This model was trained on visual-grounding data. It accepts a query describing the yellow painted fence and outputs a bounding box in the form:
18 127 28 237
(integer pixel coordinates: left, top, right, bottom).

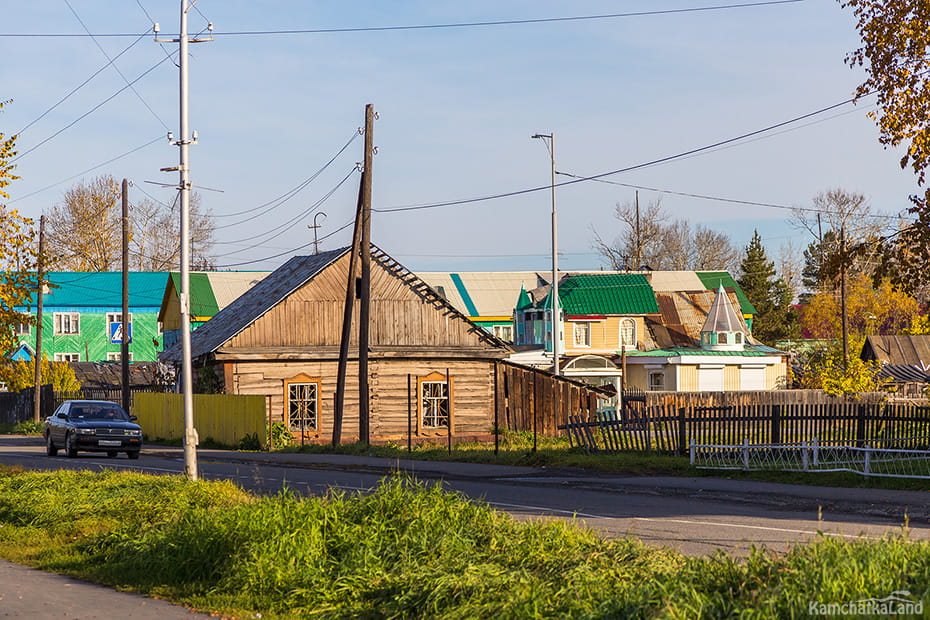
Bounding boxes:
134 393 268 448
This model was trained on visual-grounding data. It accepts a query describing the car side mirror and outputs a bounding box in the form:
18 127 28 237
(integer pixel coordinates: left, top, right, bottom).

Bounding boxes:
129 415 138 422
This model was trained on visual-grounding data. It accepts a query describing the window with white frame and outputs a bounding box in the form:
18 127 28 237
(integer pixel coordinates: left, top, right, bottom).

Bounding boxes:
648 371 665 391
619 318 636 348
106 352 134 362
492 324 513 342
15 320 30 335
53 353 80 362
106 312 132 340
420 375 450 428
573 322 591 347
287 380 320 432
54 313 80 335
718 332 729 345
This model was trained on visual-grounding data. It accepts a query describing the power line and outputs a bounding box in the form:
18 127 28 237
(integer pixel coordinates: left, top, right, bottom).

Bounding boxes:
213 129 360 221
374 92 871 214
63 0 170 131
0 1 806 37
213 219 354 268
14 32 148 136
12 53 177 162
556 173 908 220
8 135 163 204
212 167 357 257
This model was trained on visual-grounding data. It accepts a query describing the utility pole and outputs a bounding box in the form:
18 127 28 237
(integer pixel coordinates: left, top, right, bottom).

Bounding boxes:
334 107 374 445
358 104 374 446
154 2 212 480
634 190 640 270
309 212 326 254
121 179 131 415
840 224 848 369
32 215 45 424
532 132 560 376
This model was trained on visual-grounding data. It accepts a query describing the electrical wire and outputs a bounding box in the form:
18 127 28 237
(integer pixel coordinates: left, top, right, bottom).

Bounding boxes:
11 53 177 163
14 32 148 136
64 0 170 131
374 92 872 214
0 1 806 37
556 173 909 220
213 219 354 268
8 135 164 204
212 167 357 257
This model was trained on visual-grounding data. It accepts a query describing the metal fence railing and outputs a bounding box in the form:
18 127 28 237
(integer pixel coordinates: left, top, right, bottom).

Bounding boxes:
690 438 930 479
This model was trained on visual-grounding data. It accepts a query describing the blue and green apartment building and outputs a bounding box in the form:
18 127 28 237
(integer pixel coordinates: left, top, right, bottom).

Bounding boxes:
12 272 169 363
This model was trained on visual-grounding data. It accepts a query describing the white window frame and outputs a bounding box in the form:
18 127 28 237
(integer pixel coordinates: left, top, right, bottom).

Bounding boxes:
287 381 319 432
54 312 80 335
648 371 665 391
106 352 134 362
420 380 450 429
106 312 132 339
492 324 513 342
572 322 592 347
53 353 80 362
619 318 637 349
15 321 30 335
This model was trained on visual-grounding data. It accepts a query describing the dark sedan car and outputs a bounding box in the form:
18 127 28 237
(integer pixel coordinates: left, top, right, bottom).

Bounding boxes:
44 400 142 459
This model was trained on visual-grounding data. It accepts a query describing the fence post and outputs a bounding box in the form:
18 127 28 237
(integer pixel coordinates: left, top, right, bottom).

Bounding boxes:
771 404 781 445
689 439 695 466
802 440 809 472
677 407 687 456
856 403 867 447
863 444 871 476
812 437 819 467
741 437 750 469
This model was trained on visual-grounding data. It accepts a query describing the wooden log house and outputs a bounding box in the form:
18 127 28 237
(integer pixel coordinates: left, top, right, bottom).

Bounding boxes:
161 246 602 442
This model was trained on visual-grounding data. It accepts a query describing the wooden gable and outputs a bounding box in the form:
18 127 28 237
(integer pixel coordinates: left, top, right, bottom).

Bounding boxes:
225 250 507 355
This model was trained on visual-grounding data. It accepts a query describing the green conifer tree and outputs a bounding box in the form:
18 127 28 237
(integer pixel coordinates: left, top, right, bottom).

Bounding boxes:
737 230 796 344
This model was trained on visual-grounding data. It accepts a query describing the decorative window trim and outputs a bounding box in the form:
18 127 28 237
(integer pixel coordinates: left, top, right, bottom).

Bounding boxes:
15 321 30 336
417 371 454 434
53 352 80 362
619 317 637 349
492 324 513 342
718 332 729 345
283 373 322 435
572 322 591 348
106 352 134 362
648 371 665 391
54 312 80 335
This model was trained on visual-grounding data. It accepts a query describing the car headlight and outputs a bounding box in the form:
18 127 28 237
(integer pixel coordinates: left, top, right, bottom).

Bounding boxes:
75 428 95 435
128 429 142 436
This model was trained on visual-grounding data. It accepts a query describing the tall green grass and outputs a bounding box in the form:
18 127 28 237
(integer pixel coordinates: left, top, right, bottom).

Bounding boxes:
0 465 926 618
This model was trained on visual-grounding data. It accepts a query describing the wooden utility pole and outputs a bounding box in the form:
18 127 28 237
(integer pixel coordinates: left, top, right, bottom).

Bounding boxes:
840 224 848 369
32 216 45 423
121 179 131 414
358 104 374 445
333 104 374 446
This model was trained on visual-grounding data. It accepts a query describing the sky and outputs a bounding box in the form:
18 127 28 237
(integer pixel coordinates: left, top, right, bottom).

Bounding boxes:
0 1 920 276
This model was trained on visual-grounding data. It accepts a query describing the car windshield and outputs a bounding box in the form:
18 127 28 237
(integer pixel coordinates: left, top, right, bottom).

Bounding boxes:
70 405 128 421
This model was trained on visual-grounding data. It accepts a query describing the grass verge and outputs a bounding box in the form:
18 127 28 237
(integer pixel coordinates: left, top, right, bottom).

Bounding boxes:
0 466 926 619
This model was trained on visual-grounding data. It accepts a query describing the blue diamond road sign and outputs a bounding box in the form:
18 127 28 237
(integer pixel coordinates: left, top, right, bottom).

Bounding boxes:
109 322 132 345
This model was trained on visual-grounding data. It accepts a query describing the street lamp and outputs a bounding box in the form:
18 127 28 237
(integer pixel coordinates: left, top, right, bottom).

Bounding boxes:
532 133 560 376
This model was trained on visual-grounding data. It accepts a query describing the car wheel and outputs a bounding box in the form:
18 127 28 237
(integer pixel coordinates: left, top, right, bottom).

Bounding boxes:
65 433 78 458
126 451 140 460
106 451 118 459
45 434 58 457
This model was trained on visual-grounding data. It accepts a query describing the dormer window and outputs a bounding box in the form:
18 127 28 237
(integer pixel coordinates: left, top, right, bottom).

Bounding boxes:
735 332 743 344
718 332 728 345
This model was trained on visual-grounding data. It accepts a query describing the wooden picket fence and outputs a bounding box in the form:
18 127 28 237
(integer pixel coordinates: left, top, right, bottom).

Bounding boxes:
561 401 930 455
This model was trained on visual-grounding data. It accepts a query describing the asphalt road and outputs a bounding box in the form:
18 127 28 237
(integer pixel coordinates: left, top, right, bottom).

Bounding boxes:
1 437 927 557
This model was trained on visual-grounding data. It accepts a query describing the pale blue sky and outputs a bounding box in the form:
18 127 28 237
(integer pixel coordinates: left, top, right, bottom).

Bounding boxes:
0 1 917 273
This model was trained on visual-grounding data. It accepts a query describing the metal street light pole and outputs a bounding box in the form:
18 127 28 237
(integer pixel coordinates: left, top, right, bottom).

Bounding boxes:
532 133 559 376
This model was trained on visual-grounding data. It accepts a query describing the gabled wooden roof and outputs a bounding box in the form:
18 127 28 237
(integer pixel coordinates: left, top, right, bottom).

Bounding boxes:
161 248 349 361
862 335 930 367
161 245 508 362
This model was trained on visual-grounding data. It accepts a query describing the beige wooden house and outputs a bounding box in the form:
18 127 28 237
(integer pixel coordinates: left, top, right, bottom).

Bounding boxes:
161 246 603 442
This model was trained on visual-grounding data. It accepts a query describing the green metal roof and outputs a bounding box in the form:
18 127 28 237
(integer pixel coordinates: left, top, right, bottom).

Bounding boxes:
538 273 659 315
21 272 169 309
695 271 757 315
169 272 220 318
626 344 782 358
515 286 533 311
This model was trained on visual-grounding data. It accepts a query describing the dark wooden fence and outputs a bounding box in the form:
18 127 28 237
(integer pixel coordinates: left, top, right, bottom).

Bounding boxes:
495 360 600 436
1 387 158 427
563 400 930 455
